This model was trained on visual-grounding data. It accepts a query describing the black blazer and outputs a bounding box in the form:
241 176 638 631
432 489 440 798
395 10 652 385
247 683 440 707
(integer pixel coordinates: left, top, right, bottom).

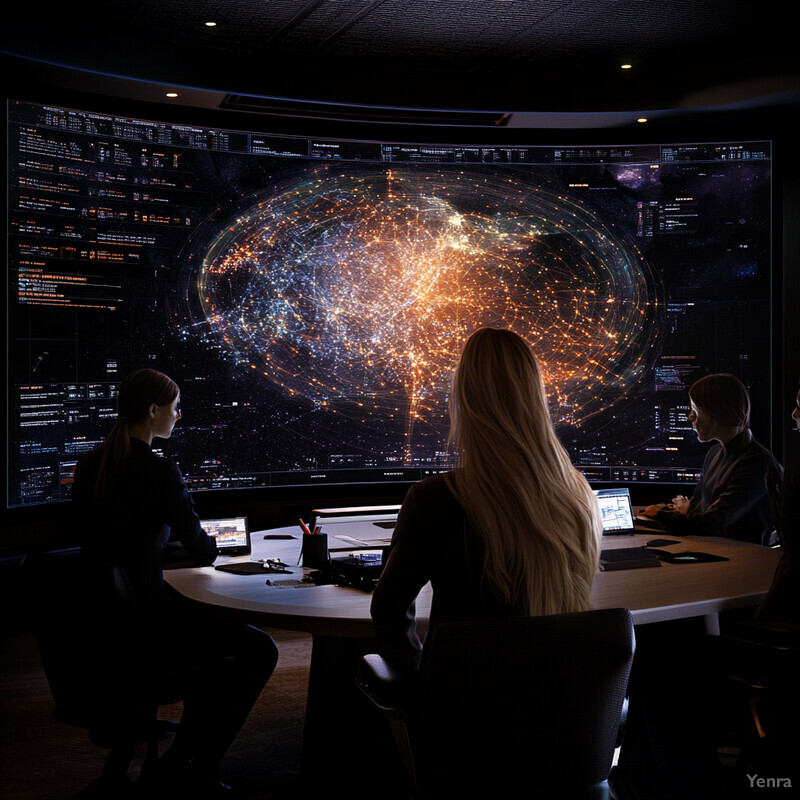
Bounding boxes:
371 473 505 675
654 428 782 544
73 437 216 614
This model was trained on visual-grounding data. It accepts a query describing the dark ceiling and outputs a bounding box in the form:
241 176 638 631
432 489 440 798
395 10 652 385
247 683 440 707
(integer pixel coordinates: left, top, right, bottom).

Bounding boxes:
3 1 799 129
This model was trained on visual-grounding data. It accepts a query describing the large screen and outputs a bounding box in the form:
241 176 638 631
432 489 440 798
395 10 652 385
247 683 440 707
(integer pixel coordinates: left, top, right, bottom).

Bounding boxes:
6 99 774 509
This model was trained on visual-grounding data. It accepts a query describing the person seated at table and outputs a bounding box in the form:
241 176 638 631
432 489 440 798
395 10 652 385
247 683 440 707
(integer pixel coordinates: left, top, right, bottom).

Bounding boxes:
370 326 603 678
697 380 800 790
639 372 782 544
612 379 788 799
754 379 800 622
72 368 278 797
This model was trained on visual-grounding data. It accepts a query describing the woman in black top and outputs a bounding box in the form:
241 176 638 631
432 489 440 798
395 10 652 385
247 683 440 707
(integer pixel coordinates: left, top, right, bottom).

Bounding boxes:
639 373 781 544
73 369 277 797
371 327 602 677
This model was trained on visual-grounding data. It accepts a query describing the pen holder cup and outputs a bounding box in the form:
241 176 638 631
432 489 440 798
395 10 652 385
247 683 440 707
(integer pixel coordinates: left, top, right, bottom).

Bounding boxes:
302 533 329 568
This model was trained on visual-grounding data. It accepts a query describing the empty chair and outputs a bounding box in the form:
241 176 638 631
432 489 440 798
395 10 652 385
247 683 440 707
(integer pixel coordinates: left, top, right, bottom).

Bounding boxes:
357 607 635 800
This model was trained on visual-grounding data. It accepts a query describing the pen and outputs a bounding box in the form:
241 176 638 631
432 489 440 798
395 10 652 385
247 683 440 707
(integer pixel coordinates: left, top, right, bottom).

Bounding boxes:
313 526 322 535
297 517 312 536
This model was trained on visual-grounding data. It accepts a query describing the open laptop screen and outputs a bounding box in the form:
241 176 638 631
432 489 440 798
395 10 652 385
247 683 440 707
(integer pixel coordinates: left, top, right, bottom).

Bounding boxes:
201 516 251 556
594 488 636 534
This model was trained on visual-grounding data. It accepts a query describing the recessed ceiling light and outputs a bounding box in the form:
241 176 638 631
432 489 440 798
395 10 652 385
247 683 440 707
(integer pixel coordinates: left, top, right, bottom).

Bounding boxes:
205 21 217 27
166 92 179 98
621 64 633 70
637 117 648 124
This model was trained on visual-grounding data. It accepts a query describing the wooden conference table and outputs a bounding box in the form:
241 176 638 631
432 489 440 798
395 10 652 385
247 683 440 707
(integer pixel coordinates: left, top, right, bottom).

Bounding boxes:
166 511 782 634
164 511 782 786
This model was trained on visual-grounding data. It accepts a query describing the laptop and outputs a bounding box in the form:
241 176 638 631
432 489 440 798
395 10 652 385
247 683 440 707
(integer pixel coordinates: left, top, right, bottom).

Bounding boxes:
594 488 636 535
201 516 252 556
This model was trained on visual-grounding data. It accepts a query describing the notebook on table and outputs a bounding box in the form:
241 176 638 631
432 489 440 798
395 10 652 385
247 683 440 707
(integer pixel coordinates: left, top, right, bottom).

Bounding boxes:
201 516 251 556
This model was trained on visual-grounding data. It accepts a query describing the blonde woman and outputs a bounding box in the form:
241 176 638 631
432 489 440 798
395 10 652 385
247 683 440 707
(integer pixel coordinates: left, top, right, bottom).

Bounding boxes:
371 327 602 675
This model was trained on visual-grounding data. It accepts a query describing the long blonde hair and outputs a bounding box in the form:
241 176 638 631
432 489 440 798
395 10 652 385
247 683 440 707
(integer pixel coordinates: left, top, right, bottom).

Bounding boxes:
445 328 601 616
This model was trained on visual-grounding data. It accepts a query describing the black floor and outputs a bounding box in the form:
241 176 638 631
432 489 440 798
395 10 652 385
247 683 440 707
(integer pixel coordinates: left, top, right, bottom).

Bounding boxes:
1 629 312 800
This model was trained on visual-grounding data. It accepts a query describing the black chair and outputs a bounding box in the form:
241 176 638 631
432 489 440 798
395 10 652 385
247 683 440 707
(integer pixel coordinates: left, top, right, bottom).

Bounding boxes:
356 608 635 799
22 549 181 795
707 462 800 778
709 618 800 783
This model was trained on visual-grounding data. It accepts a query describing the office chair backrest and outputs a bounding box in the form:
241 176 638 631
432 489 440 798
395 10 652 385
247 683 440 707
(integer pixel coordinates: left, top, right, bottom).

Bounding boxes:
24 548 155 747
24 549 101 714
416 608 635 799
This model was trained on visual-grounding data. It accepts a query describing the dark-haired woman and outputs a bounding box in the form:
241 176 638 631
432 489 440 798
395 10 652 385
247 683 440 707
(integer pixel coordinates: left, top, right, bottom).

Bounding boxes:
640 373 782 544
73 369 278 796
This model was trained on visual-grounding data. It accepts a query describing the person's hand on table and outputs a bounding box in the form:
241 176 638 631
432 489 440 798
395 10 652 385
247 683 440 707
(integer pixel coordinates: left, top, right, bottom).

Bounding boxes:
670 495 690 514
640 504 664 517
